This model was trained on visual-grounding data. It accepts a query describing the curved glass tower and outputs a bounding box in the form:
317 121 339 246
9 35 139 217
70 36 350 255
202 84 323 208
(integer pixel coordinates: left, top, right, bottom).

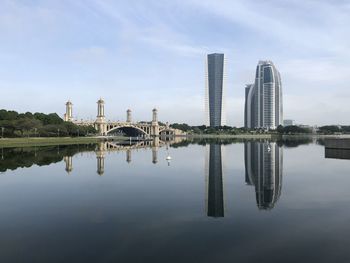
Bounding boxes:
245 61 283 129
205 53 227 127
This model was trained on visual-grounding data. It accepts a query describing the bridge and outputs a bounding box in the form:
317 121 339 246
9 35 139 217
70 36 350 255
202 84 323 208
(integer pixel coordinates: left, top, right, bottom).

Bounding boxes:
63 99 185 137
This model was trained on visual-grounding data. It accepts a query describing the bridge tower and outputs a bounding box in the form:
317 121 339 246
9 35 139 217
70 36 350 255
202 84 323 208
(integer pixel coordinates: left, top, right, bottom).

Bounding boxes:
95 98 107 135
64 100 73 122
151 108 159 136
126 109 132 123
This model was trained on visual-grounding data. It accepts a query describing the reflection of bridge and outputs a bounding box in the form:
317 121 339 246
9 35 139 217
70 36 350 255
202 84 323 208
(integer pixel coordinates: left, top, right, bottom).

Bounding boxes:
64 99 185 137
63 138 186 175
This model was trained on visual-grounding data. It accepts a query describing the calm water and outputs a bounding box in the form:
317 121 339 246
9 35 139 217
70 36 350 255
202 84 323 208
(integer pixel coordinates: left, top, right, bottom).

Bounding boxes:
1 138 350 263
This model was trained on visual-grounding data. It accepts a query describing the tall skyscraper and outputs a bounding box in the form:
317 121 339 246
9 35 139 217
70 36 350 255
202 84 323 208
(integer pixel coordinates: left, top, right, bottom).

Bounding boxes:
205 53 227 127
244 141 283 210
245 61 283 129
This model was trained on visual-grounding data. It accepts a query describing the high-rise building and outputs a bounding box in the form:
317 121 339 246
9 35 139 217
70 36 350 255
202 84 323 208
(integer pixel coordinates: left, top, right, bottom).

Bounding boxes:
244 141 283 210
205 53 227 127
245 61 283 129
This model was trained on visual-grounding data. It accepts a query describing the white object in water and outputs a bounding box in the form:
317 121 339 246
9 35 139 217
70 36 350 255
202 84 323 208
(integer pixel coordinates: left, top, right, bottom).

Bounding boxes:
166 155 172 160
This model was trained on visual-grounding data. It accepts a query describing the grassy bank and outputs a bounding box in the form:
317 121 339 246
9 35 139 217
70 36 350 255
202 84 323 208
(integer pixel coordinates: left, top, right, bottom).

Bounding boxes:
0 137 119 148
187 134 274 139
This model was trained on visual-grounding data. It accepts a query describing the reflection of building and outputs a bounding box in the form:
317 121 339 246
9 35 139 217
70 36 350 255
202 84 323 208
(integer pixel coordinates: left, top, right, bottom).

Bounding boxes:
244 141 283 210
205 144 224 217
63 156 73 173
245 61 283 129
325 148 350 160
205 53 227 127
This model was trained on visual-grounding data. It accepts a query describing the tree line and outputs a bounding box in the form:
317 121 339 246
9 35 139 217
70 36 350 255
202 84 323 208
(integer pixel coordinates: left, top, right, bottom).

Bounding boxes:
170 123 350 135
0 109 96 137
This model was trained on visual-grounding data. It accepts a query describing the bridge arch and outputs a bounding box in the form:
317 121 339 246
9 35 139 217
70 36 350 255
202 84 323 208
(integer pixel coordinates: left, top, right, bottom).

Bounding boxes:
107 125 148 137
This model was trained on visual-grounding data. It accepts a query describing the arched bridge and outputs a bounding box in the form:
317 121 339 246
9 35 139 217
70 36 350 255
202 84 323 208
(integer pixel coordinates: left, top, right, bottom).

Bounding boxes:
65 98 185 137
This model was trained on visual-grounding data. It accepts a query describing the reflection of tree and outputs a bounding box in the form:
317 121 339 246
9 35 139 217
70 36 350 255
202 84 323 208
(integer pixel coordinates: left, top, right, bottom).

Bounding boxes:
171 137 315 149
0 145 96 172
171 138 242 148
277 137 313 148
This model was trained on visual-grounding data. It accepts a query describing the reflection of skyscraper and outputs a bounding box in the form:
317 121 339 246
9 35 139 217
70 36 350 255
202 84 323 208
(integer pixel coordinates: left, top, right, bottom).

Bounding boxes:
205 53 227 127
245 61 283 129
244 141 283 210
205 144 224 217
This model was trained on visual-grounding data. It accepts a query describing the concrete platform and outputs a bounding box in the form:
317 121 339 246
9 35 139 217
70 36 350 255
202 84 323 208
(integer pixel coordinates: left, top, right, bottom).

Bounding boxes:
324 138 350 149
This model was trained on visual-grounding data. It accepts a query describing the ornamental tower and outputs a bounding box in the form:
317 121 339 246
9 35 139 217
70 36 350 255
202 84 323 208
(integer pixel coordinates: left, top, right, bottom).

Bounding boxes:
64 100 73 122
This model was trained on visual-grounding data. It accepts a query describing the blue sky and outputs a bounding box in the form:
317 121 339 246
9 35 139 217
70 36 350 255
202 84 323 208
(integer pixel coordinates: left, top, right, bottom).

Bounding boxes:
0 0 349 126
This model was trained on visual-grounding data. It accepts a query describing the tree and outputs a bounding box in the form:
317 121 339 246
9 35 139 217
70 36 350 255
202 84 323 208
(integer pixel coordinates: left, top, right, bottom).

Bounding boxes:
277 125 284 134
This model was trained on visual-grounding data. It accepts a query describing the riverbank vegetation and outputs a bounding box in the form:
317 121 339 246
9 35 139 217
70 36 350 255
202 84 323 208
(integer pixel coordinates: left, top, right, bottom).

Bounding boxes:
0 137 103 148
170 123 350 135
0 109 96 137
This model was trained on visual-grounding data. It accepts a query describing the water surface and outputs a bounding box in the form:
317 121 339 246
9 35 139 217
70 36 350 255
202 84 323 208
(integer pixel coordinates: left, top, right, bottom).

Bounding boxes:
1 139 350 263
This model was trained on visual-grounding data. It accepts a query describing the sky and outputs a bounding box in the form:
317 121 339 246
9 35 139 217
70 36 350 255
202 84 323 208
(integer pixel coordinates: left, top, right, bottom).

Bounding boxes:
0 0 349 126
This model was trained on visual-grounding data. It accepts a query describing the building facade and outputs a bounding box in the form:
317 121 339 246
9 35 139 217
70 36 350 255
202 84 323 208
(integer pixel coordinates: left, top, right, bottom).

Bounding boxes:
205 53 227 127
283 119 295 127
245 61 283 129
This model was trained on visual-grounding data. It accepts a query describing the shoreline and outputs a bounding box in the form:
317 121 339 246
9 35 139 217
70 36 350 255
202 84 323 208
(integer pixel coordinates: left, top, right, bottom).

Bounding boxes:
0 136 124 148
1 134 350 148
187 134 350 139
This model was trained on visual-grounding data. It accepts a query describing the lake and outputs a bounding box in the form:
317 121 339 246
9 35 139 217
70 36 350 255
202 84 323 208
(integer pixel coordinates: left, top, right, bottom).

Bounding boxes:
1 138 350 263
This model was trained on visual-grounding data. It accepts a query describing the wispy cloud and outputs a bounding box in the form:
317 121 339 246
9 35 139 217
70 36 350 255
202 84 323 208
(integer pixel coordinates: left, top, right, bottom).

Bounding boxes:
88 0 209 56
184 0 350 57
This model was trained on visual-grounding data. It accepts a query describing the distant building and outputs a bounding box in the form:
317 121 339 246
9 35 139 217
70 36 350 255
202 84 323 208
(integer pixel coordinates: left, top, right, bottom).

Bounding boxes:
244 61 283 129
205 53 227 127
283 119 295 126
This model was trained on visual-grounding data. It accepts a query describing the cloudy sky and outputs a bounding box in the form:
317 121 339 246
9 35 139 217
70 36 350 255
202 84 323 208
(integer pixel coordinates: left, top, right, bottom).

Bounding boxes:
0 0 349 126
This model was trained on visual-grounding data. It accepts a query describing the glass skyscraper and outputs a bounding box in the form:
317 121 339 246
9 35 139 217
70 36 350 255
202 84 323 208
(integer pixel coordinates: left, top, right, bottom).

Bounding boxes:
245 61 283 129
205 53 226 127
